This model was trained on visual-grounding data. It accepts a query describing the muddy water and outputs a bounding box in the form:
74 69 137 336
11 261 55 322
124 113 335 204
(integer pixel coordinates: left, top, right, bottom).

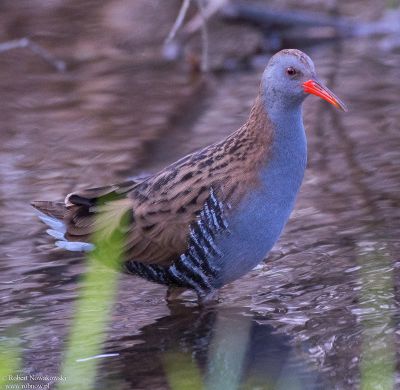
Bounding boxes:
0 1 399 389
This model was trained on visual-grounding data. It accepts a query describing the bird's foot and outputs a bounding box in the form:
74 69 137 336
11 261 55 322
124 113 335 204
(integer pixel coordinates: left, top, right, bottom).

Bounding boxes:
197 290 220 306
166 286 220 307
166 286 187 303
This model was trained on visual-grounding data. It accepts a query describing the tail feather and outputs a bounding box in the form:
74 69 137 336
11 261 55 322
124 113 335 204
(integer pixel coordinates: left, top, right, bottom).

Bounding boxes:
55 240 94 252
31 179 140 253
31 201 67 220
32 201 94 252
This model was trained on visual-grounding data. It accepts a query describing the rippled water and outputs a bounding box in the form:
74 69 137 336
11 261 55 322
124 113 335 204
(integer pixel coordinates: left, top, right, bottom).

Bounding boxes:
0 1 399 389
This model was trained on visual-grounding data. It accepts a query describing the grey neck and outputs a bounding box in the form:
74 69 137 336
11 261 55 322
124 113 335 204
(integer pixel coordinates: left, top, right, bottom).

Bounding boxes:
260 93 307 189
264 92 306 150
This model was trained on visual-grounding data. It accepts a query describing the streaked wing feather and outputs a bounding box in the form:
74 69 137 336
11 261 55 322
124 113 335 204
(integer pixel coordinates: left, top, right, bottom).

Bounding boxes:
65 179 141 207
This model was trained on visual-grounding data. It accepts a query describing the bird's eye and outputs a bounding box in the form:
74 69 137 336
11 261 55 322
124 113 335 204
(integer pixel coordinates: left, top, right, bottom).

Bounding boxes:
286 67 297 76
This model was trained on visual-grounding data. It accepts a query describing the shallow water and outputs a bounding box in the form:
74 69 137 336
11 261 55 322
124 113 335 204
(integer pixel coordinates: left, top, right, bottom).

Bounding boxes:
0 1 399 389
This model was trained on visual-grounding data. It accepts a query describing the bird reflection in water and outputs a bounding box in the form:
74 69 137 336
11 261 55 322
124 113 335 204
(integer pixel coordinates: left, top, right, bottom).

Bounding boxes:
100 305 325 390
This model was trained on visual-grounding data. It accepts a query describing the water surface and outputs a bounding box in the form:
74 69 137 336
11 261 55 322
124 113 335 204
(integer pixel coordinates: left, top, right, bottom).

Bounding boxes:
0 1 399 389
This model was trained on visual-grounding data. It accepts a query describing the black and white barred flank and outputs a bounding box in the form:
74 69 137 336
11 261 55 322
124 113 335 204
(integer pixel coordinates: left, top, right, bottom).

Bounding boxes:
125 188 230 295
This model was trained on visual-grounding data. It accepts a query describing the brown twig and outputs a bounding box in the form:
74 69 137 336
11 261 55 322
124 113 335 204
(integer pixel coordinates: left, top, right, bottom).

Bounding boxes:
183 0 228 36
0 38 66 72
163 0 228 72
195 0 209 72
165 0 191 43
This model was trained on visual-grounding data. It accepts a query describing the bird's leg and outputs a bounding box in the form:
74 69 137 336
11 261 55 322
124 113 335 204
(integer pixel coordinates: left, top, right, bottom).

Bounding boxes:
197 289 220 306
166 286 187 302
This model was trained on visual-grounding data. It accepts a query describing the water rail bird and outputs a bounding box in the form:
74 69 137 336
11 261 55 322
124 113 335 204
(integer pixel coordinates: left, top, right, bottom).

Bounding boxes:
32 49 347 304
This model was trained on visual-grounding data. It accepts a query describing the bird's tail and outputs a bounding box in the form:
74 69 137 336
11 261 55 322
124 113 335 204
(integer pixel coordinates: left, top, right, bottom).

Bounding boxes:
32 180 140 253
31 201 95 252
31 201 66 220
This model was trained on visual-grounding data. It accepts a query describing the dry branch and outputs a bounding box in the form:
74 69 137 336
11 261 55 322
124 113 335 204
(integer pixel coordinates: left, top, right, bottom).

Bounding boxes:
163 0 229 72
0 38 66 71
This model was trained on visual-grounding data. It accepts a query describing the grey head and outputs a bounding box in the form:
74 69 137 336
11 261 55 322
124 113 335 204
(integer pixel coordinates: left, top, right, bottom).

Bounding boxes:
261 49 347 114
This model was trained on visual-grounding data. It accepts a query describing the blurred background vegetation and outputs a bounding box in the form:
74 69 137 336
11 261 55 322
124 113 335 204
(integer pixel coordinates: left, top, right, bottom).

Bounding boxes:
0 0 399 389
